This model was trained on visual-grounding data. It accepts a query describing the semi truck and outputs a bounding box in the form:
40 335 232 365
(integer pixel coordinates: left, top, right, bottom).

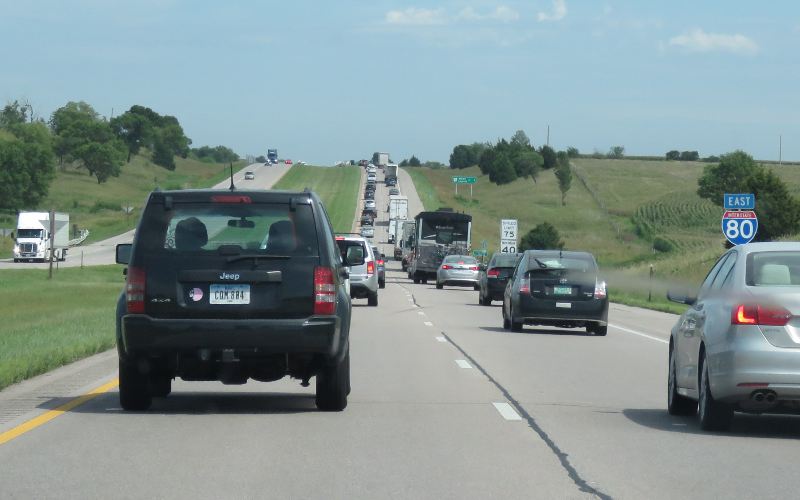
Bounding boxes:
267 149 278 164
408 209 472 283
13 212 70 262
384 163 398 185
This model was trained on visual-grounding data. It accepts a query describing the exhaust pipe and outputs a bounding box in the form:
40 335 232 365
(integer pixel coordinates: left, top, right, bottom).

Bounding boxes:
753 392 765 402
765 392 777 404
750 390 778 404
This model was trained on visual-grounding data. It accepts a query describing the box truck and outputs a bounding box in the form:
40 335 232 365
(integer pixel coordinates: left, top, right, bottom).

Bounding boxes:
13 212 70 262
388 195 408 220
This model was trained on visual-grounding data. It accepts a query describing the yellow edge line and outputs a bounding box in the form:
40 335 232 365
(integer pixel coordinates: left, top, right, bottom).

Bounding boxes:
0 378 119 446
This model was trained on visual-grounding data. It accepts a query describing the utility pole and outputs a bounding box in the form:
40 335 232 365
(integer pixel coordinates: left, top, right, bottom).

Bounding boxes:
546 125 550 146
48 209 55 279
779 134 782 165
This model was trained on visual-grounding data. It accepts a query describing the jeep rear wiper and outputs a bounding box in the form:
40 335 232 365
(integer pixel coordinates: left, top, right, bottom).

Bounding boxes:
534 258 548 269
226 254 290 263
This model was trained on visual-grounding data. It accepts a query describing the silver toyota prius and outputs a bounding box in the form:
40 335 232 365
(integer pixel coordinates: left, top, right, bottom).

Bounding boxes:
667 242 800 431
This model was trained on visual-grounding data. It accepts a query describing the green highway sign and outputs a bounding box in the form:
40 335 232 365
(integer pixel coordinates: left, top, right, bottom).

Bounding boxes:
452 176 476 184
472 249 488 257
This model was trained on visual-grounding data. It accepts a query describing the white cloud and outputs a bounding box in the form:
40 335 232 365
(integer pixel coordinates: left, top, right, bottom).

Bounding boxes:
668 28 758 55
537 0 567 22
386 7 447 25
457 5 519 22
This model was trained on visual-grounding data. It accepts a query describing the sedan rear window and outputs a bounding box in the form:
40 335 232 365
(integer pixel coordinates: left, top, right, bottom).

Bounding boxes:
746 252 800 286
443 255 478 265
490 254 521 267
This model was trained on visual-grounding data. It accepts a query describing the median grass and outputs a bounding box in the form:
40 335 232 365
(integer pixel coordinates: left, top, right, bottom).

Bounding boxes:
273 165 360 233
0 266 123 391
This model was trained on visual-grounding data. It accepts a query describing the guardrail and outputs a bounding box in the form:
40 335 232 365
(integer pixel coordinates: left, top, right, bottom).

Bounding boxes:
68 229 90 247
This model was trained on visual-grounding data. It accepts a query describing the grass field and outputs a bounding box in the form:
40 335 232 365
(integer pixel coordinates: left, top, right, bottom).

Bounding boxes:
0 266 122 390
273 165 360 233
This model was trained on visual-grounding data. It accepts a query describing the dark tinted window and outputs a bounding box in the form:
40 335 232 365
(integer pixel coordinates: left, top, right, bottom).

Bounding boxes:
137 202 319 256
526 255 596 273
490 253 521 268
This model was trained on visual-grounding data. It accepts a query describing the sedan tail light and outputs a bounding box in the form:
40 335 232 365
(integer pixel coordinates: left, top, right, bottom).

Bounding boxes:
367 261 375 275
594 280 607 299
126 266 146 313
377 259 384 266
313 266 336 315
731 304 792 326
487 268 500 278
441 264 452 270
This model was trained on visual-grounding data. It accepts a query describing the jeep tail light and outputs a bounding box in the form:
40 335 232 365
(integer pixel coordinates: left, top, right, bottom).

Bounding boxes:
441 264 452 270
313 266 336 315
367 261 375 275
732 304 791 326
594 280 607 299
487 268 500 278
126 266 146 314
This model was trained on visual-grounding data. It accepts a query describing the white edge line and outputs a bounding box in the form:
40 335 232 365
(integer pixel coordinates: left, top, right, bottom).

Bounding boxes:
424 321 433 326
492 402 522 421
455 359 472 369
609 323 669 344
435 336 447 342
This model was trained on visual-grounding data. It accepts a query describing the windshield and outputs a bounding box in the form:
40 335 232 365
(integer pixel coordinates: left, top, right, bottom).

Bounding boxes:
16 229 43 238
490 254 520 267
419 220 470 245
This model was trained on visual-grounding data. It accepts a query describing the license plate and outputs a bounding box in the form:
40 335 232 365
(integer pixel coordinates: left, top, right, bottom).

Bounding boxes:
553 286 572 295
556 302 572 309
210 284 250 304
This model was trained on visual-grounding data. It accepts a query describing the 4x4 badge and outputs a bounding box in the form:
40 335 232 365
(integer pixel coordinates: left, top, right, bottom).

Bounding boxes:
189 288 204 302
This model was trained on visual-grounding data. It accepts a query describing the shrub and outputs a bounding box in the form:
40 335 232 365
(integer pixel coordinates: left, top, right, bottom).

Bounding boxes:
653 236 675 253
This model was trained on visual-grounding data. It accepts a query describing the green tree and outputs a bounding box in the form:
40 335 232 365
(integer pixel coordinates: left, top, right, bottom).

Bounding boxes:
50 101 103 166
152 132 176 170
680 150 699 161
607 146 625 159
510 129 531 148
519 222 564 250
0 122 56 209
514 151 543 183
75 141 125 183
0 100 29 128
478 147 497 176
666 150 680 160
554 152 572 206
110 111 152 162
539 145 557 169
566 147 579 158
698 150 800 241
408 155 421 167
467 142 487 166
488 153 517 185
449 145 470 169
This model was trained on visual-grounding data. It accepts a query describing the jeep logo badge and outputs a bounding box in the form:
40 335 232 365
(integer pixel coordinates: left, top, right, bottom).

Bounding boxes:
219 272 240 280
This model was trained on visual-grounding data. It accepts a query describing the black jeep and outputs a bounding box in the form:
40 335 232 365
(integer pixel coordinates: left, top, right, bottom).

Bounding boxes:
115 189 359 411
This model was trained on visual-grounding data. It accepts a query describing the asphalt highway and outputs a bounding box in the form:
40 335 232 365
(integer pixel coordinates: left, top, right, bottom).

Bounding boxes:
2 166 800 499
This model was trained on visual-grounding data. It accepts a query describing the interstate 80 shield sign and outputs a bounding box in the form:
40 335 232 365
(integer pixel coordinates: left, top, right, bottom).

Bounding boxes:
722 210 758 245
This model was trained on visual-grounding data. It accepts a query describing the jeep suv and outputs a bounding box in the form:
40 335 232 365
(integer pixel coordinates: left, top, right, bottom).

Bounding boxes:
335 234 379 306
115 189 359 412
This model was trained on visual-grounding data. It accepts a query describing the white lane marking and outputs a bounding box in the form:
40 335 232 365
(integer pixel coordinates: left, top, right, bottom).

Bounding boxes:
492 402 522 421
424 321 433 327
435 336 447 343
609 323 669 344
417 311 425 316
455 359 472 369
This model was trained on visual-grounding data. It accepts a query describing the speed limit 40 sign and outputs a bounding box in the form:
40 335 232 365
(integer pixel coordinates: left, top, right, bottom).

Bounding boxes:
722 210 758 245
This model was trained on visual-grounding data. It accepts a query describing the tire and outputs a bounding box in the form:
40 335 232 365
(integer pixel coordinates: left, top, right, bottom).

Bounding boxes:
316 350 349 411
698 352 733 431
13 258 18 263
479 294 491 306
667 347 697 416
510 307 523 332
119 358 152 411
593 323 608 336
379 279 385 289
502 306 511 330
367 290 378 306
436 282 443 289
473 284 480 291
422 278 428 284
413 275 420 284
150 375 172 398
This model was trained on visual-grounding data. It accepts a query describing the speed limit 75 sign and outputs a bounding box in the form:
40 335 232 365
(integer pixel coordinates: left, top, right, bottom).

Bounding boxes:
722 210 758 245
500 219 518 253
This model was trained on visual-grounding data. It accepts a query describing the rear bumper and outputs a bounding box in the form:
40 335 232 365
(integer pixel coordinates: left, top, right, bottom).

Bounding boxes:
120 314 342 358
486 280 509 299
515 296 608 325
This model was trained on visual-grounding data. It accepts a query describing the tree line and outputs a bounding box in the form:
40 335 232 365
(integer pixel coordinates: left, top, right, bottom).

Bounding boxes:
0 99 238 211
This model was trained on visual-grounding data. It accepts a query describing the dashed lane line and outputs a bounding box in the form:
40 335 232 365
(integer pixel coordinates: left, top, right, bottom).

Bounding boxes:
493 402 522 421
455 359 473 369
609 323 669 344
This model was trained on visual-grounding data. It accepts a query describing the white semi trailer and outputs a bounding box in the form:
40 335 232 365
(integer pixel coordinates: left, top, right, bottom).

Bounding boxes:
13 212 70 262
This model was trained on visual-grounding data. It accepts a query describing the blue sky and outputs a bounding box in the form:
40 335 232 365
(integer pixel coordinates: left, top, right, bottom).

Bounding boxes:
2 1 799 164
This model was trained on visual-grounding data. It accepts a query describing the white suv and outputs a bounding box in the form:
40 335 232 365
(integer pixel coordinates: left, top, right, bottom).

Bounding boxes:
335 234 379 306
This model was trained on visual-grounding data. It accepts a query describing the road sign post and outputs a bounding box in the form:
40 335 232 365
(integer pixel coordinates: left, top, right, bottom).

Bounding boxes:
722 193 757 245
500 219 518 253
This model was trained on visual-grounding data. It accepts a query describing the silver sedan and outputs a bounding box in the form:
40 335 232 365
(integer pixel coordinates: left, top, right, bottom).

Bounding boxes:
436 255 481 290
667 241 800 431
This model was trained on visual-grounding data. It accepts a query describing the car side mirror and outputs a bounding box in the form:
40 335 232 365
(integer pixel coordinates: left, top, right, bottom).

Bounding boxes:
667 289 696 306
116 243 132 265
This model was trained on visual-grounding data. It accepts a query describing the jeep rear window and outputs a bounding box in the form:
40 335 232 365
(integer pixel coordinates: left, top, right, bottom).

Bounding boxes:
137 202 319 256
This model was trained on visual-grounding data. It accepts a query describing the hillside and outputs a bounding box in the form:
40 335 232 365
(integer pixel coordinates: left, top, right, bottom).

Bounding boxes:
403 158 800 311
0 153 245 256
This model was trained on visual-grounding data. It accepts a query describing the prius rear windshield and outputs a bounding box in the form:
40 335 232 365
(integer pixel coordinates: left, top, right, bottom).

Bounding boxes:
527 255 596 274
136 203 319 256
